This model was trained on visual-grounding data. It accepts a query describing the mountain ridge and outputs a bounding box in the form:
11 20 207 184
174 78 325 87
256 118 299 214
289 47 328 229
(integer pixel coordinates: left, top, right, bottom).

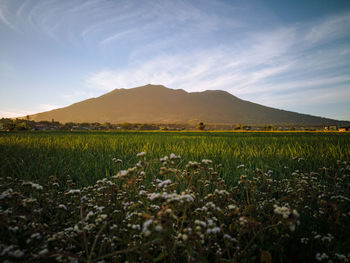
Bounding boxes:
28 84 350 126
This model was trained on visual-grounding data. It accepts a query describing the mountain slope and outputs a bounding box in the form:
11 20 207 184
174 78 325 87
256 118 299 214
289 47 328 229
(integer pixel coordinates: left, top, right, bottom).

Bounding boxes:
29 84 349 125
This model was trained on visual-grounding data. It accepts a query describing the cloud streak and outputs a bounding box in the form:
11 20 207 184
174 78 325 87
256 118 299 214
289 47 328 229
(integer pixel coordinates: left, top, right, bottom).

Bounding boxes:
0 3 17 31
87 12 350 111
0 0 349 120
0 104 60 118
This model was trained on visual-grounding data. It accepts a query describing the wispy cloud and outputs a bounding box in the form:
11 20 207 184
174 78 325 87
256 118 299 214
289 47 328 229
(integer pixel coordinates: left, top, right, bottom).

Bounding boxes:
304 12 350 45
1 0 233 46
86 11 350 111
0 104 63 118
61 90 99 104
0 110 33 118
0 2 17 31
99 30 134 47
0 0 349 119
256 84 350 108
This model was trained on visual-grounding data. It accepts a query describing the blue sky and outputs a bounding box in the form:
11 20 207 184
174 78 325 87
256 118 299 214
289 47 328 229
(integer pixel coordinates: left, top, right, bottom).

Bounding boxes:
1 0 350 121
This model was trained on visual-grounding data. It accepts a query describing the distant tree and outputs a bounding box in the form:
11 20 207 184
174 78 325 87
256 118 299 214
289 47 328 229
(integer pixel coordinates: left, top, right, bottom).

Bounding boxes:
5 122 16 132
14 122 27 131
81 122 90 127
121 122 131 130
266 125 275 131
103 122 112 129
64 122 75 129
26 115 30 129
198 122 205 131
234 123 242 130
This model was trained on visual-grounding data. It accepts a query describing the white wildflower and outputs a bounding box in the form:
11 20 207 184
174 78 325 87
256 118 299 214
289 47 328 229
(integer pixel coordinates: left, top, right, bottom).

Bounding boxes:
0 188 13 200
300 238 309 244
321 233 334 242
158 179 172 188
165 208 173 214
195 220 207 227
289 223 296 231
9 226 19 232
155 225 163 232
112 158 122 163
142 219 153 236
114 170 128 178
182 193 194 202
31 183 43 190
67 189 81 194
274 205 291 219
335 253 347 261
207 227 220 234
38 248 49 256
207 219 214 226
137 151 146 157
315 253 329 261
58 204 67 210
31 233 41 239
12 249 24 258
202 159 212 165
139 190 147 196
131 224 141 230
239 217 248 226
1 245 14 256
148 193 160 201
224 234 237 242
228 205 237 210
160 156 169 162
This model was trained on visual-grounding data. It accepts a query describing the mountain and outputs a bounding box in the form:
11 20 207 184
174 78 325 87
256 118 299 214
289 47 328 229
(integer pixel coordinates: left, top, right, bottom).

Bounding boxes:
28 84 349 126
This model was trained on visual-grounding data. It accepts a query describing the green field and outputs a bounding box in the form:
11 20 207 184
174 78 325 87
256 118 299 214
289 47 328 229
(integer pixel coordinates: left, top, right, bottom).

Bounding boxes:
1 131 349 185
1 131 350 262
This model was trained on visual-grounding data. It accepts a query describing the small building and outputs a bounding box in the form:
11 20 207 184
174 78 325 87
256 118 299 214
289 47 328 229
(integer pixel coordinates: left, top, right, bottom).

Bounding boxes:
324 125 337 131
34 124 49 130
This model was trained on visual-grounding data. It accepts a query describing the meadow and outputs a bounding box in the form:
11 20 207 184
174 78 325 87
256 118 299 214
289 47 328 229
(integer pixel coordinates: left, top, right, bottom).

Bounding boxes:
1 131 349 185
0 131 350 262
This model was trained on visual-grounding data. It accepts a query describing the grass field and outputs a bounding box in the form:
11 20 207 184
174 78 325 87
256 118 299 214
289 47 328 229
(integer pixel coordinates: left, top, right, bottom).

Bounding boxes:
1 131 349 185
1 131 350 262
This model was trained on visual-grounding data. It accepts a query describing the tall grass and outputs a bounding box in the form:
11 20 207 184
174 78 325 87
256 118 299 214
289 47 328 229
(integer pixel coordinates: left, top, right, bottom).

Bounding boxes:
1 131 349 186
1 131 350 262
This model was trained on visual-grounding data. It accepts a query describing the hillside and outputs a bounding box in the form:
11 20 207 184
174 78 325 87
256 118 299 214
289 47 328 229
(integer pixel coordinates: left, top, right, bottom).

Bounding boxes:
28 84 349 126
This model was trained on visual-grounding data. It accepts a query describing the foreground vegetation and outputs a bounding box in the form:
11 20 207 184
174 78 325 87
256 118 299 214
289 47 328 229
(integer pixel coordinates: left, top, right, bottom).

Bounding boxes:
0 131 350 262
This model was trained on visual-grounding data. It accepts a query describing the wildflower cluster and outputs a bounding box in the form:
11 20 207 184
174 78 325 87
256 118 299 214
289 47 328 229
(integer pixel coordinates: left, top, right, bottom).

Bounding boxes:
0 154 349 262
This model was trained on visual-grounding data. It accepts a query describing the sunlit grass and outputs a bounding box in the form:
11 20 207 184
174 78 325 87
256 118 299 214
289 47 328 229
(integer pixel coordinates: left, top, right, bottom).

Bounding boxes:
1 131 349 186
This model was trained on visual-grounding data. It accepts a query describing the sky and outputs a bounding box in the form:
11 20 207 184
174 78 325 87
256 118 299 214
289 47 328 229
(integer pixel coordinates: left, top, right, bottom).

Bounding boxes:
1 0 350 121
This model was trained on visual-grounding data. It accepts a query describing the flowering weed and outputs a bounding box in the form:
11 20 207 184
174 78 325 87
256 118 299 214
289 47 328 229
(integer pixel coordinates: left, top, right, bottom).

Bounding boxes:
1 151 350 262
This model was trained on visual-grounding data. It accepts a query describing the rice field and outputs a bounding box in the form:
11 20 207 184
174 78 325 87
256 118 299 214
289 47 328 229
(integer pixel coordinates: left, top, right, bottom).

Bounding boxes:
1 131 349 185
0 131 350 262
